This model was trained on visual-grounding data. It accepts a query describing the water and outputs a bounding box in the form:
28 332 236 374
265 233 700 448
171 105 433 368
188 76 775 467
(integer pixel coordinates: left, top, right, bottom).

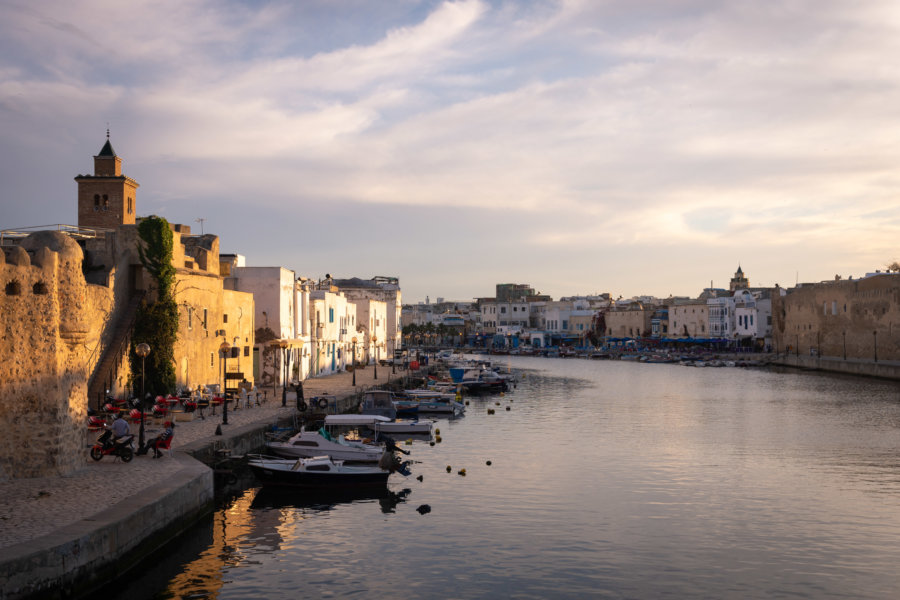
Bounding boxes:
117 357 900 599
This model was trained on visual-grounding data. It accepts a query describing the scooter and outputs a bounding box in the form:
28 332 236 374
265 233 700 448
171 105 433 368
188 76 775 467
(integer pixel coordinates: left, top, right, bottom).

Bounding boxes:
90 428 135 462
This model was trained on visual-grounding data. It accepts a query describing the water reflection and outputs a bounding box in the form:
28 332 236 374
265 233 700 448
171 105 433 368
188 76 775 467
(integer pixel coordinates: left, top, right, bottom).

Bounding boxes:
250 485 411 513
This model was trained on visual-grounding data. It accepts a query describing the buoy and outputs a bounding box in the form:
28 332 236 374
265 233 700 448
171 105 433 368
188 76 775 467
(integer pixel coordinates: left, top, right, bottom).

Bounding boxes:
405 439 413 445
435 435 442 443
214 425 222 436
506 406 511 411
430 441 435 446
500 392 505 397
435 428 440 435
487 408 495 414
465 400 469 405
416 475 424 482
486 460 492 466
446 465 452 472
416 504 431 514
457 468 466 476
495 401 501 406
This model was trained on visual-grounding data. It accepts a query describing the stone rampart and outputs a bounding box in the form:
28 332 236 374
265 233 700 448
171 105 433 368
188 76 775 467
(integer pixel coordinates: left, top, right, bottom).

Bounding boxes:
0 232 112 479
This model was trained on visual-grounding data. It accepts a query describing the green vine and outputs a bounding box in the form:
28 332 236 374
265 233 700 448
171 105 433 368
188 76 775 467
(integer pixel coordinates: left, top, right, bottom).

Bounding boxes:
130 216 178 398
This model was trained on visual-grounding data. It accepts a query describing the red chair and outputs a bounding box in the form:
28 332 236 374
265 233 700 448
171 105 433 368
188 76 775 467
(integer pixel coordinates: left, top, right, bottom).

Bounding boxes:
87 415 106 431
210 396 223 415
151 404 168 418
129 408 143 424
151 433 174 457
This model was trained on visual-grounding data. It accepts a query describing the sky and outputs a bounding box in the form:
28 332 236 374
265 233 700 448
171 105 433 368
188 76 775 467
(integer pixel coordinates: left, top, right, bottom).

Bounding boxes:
2 0 899 303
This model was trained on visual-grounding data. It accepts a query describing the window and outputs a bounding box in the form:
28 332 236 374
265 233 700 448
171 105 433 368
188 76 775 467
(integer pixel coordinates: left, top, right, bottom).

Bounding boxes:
750 315 754 326
103 195 109 210
223 313 228 323
93 194 100 207
832 301 837 315
203 309 208 330
329 308 334 323
5 281 21 296
501 307 507 313
127 197 133 214
33 282 49 295
244 346 250 357
187 306 193 330
209 353 214 368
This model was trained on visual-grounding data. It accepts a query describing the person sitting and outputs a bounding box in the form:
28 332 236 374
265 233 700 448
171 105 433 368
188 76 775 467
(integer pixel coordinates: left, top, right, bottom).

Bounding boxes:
110 414 131 443
139 421 174 458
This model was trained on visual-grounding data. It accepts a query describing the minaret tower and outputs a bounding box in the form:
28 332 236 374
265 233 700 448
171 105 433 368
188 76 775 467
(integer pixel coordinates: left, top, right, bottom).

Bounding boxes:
75 131 139 229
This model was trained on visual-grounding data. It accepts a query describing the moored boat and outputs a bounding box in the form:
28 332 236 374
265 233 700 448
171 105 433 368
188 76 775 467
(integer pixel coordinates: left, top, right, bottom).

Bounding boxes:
266 428 384 462
247 454 390 487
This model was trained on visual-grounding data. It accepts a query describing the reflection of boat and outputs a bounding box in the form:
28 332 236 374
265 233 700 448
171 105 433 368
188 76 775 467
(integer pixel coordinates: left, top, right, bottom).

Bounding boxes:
361 389 399 420
325 414 433 436
250 485 411 513
266 429 384 462
247 454 390 487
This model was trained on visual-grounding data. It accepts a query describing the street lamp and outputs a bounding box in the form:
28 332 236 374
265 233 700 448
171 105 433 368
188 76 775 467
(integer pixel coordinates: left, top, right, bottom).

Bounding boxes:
351 336 358 386
219 340 231 425
135 343 150 450
280 340 289 406
873 330 878 362
372 335 378 380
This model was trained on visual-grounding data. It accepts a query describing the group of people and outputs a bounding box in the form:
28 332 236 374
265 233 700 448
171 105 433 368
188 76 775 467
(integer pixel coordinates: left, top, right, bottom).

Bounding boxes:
109 414 174 459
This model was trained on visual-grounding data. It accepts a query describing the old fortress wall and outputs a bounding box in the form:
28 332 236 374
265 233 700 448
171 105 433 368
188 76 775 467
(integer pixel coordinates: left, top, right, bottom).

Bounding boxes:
773 275 900 360
0 232 112 479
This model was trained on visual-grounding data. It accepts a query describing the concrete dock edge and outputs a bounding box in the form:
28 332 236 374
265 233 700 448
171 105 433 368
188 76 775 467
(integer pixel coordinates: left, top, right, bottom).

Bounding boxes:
0 453 212 600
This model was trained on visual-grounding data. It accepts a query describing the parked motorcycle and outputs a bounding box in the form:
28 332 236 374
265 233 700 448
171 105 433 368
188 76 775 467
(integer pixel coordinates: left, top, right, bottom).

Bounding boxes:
90 428 135 462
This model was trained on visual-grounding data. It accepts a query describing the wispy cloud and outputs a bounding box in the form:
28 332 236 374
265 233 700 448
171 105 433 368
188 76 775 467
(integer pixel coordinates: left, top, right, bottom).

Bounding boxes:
1 0 899 300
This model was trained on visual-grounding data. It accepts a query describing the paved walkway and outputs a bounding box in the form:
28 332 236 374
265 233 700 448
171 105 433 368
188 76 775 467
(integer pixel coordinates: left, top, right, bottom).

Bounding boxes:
0 364 414 549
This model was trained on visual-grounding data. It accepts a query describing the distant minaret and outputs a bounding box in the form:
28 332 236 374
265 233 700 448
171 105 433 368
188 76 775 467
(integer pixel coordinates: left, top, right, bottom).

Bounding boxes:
75 131 140 229
729 265 749 291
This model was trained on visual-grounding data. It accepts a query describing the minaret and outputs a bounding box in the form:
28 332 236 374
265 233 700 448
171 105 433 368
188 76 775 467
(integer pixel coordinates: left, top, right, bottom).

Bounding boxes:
729 265 749 291
75 131 139 229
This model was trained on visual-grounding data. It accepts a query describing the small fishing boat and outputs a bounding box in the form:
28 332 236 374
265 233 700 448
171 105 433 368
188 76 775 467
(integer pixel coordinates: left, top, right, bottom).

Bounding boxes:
393 393 465 415
247 454 390 487
325 414 433 436
266 428 384 462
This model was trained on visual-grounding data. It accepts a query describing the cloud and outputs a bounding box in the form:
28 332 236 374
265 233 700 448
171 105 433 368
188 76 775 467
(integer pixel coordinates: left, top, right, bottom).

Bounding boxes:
2 0 900 300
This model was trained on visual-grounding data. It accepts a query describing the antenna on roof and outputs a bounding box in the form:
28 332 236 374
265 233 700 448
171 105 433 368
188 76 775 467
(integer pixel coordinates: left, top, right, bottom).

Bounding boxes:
106 123 110 139
196 218 205 235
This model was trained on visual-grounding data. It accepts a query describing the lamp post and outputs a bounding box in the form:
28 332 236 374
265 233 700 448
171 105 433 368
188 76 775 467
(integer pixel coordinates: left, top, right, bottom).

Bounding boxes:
842 331 846 360
135 343 150 450
873 330 878 362
281 341 289 406
352 336 358 386
219 340 231 425
372 335 378 380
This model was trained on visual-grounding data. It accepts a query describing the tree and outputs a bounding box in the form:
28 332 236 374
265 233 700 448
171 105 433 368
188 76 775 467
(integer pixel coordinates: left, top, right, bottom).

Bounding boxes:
130 216 178 397
887 261 900 273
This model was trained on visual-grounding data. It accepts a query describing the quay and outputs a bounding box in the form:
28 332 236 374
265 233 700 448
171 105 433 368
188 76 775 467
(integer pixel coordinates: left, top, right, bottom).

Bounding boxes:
0 365 411 600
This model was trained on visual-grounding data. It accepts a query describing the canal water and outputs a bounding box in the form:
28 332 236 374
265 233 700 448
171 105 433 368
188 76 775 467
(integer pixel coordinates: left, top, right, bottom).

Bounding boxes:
117 357 900 599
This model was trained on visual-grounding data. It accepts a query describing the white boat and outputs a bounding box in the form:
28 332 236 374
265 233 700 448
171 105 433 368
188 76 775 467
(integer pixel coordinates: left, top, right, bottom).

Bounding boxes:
326 414 433 436
247 454 390 487
266 428 384 462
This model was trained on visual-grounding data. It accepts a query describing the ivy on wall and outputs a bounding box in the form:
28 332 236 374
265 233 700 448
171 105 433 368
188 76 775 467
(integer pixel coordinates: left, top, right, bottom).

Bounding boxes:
130 216 178 397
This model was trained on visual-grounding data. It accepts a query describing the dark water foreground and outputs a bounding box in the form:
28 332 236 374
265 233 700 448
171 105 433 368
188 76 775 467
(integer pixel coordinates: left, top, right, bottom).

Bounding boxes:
116 357 900 599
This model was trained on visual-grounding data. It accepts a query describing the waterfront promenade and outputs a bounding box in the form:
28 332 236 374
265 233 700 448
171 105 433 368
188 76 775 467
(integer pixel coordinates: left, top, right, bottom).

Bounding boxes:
0 364 408 598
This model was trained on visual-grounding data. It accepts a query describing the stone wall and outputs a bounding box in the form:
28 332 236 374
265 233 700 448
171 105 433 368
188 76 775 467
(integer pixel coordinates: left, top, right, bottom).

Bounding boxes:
0 232 112 479
773 275 900 361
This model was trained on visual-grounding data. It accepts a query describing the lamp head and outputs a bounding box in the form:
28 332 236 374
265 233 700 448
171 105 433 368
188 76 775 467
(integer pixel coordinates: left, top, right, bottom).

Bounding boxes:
136 343 150 358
